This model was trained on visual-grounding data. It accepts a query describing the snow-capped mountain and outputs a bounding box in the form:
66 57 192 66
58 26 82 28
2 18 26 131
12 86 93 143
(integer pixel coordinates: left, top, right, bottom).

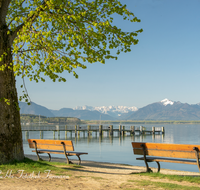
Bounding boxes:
73 105 94 111
160 98 174 106
127 98 200 120
73 105 138 117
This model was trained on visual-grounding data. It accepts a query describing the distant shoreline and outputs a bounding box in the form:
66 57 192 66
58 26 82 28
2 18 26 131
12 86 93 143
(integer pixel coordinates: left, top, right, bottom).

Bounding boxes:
20 113 200 125
82 120 200 125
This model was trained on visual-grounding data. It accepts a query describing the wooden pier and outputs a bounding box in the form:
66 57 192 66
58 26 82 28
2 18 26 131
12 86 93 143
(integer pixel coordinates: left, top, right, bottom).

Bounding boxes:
22 125 165 139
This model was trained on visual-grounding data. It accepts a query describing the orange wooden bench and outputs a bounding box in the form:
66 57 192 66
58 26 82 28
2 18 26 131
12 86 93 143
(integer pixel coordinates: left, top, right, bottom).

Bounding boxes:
28 139 88 165
132 142 200 172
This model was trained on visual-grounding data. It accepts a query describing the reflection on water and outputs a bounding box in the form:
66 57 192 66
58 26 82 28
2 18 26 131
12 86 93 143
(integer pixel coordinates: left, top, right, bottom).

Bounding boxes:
22 124 200 173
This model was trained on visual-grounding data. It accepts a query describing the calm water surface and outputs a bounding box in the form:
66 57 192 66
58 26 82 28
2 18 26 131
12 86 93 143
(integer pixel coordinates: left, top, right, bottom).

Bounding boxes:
22 124 200 172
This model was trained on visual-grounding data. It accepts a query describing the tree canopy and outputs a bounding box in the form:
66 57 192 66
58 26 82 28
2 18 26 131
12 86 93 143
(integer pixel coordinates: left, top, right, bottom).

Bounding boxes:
7 0 142 96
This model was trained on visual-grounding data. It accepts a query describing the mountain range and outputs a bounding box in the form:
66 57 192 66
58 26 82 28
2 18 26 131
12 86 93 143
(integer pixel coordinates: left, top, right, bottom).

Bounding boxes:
127 99 200 120
19 99 200 120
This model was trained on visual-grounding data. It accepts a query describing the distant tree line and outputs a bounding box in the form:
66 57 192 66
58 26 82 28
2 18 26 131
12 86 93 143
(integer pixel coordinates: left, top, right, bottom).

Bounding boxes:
20 114 81 124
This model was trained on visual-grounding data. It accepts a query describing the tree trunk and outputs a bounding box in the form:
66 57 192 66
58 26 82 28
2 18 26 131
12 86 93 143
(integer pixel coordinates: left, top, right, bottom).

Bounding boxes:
0 24 24 163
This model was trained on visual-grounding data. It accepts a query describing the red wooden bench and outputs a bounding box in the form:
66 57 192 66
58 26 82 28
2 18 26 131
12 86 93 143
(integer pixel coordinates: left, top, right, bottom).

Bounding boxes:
28 139 88 165
132 142 200 172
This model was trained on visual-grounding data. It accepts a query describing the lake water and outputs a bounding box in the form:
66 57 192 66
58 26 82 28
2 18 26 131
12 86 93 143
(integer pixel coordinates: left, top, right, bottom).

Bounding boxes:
22 124 200 172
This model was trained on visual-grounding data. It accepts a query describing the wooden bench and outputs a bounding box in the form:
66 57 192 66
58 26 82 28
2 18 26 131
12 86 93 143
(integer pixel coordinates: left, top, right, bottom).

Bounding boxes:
132 142 200 172
28 139 88 165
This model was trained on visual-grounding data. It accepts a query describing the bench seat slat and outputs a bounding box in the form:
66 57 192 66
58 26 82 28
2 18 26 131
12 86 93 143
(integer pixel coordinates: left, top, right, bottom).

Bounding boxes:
136 156 197 165
29 144 74 151
28 139 74 146
134 149 198 159
32 150 88 155
132 142 200 151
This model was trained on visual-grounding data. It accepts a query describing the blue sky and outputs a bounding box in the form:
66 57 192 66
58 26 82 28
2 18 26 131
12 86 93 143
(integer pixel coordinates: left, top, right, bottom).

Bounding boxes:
16 0 200 110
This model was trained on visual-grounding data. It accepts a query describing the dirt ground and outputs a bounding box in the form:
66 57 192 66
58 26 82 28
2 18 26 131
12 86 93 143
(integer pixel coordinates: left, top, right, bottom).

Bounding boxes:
0 155 200 190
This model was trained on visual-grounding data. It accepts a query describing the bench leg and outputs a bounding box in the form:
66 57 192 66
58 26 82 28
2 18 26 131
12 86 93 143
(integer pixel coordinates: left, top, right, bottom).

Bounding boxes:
146 165 152 173
35 152 43 161
143 160 152 172
141 144 152 172
61 141 71 164
64 153 70 164
144 161 160 173
36 151 40 161
193 147 200 172
156 161 160 172
77 155 81 165
33 141 43 161
47 153 51 162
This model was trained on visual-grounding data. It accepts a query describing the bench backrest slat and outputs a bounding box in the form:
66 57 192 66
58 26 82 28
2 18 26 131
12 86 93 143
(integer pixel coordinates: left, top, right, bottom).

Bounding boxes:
28 139 74 151
132 142 200 159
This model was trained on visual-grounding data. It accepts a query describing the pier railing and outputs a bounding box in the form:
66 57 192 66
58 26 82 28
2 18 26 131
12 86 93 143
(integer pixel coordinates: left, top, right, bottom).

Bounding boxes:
22 125 164 139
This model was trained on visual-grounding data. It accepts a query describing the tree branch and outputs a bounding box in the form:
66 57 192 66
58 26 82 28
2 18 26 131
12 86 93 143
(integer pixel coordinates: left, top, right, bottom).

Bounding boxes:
9 1 46 46
9 23 24 46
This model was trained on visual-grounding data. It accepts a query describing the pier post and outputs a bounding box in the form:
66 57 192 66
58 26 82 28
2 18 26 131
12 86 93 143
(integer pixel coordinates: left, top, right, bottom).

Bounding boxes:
87 134 91 143
56 125 60 139
56 125 59 131
95 126 97 137
99 125 102 136
152 126 155 134
78 125 80 136
119 125 122 136
75 125 77 136
122 126 125 136
131 126 135 135
109 125 113 136
161 127 165 134
140 134 143 141
109 135 113 144
58 131 60 139
75 135 77 144
162 133 164 141
65 131 67 139
65 125 67 139
87 125 91 136
152 133 155 141
40 131 43 139
25 131 29 140
140 126 143 135
53 131 55 139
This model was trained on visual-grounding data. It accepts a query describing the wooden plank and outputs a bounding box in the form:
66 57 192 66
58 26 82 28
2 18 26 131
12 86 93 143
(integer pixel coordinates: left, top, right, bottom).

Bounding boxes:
30 144 73 151
134 149 198 159
132 142 200 151
136 157 197 165
28 139 73 146
28 139 74 151
32 150 88 155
